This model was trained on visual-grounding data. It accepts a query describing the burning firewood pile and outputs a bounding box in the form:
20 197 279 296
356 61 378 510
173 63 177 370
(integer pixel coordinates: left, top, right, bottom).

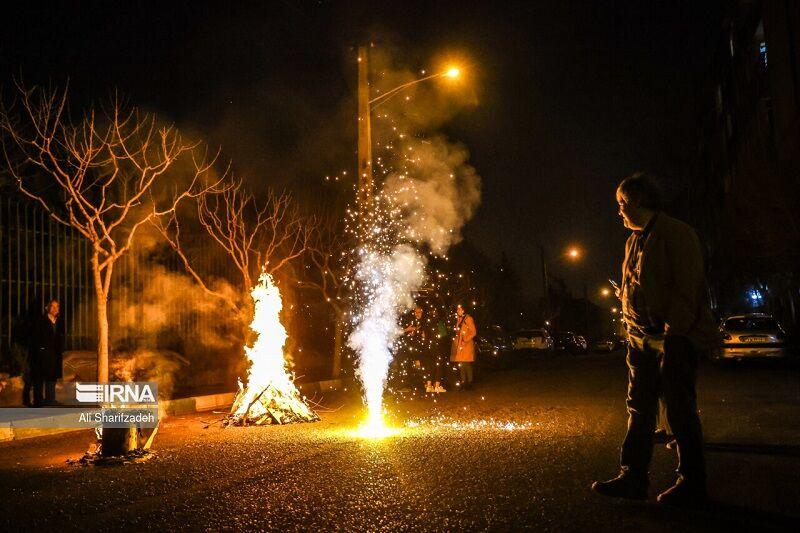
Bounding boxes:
224 272 320 427
227 383 319 426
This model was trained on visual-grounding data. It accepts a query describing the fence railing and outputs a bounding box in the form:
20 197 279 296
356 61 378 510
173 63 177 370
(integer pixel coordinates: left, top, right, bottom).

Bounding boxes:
1 194 232 371
1 196 95 360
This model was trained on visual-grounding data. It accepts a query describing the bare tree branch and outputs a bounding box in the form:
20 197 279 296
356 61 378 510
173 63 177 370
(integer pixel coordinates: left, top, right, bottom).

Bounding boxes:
0 82 216 381
156 176 315 321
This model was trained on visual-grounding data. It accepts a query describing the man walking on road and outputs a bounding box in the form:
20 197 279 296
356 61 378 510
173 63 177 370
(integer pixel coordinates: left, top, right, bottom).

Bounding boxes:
592 173 717 506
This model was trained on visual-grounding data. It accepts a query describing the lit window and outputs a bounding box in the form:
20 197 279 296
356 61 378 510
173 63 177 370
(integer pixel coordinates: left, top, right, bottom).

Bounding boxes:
759 41 768 70
747 289 764 307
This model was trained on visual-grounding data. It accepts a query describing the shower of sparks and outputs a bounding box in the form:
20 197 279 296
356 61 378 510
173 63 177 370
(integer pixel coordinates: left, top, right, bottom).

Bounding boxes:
404 416 538 432
334 75 480 436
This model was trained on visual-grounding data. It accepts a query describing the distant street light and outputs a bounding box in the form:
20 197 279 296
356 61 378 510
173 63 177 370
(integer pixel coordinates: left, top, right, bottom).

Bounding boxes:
601 288 611 297
567 247 581 260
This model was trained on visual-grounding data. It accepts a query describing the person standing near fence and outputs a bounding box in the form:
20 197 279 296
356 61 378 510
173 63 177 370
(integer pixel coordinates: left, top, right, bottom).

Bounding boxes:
28 299 64 407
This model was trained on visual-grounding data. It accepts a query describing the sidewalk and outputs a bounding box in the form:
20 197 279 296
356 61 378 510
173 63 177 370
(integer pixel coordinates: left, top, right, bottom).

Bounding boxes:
0 377 342 442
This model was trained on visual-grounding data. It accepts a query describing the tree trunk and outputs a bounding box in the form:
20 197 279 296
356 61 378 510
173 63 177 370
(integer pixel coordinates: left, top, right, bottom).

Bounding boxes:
92 253 110 383
331 310 345 379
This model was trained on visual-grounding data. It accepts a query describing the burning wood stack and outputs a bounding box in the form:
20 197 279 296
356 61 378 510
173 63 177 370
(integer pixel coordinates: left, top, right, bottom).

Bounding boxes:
226 272 318 426
229 381 318 425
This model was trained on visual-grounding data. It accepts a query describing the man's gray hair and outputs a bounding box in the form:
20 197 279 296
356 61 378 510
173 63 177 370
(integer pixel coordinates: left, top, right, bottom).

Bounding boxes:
617 172 663 210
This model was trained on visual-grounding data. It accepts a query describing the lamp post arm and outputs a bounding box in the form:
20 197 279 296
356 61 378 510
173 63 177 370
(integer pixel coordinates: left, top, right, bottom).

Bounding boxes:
369 72 446 107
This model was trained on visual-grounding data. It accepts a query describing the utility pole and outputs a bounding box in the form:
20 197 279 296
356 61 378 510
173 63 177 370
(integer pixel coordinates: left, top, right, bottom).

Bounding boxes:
583 282 589 337
540 244 549 321
357 46 374 230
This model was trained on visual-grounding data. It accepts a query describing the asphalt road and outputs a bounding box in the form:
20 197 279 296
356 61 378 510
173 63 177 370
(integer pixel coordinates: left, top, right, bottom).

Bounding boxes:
1 352 798 531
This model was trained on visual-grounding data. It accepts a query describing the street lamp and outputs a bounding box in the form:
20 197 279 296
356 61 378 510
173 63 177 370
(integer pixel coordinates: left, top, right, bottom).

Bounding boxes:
601 287 611 297
356 45 461 228
369 66 460 108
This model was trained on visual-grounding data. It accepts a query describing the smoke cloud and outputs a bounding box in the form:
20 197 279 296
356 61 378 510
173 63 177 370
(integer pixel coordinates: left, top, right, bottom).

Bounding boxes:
383 135 481 255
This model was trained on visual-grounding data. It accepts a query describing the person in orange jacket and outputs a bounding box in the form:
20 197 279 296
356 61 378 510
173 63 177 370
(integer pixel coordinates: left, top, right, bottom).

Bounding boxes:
451 304 477 390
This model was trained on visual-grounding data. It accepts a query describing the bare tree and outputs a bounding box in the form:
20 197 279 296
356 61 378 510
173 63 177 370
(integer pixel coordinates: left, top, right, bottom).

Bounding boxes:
154 177 313 329
0 83 214 382
300 209 352 377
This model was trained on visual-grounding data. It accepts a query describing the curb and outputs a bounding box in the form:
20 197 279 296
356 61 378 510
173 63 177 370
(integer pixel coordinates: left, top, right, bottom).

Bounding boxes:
0 378 342 442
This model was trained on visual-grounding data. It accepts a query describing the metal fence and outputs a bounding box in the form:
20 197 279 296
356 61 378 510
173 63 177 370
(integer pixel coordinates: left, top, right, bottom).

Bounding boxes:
1 196 95 361
0 194 232 371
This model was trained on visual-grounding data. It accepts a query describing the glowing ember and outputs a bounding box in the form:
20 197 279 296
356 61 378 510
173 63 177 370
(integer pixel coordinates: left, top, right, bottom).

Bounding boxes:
228 272 318 425
353 416 402 439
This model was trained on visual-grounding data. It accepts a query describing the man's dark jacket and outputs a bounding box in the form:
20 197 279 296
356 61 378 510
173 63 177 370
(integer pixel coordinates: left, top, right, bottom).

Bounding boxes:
29 314 64 380
621 213 718 349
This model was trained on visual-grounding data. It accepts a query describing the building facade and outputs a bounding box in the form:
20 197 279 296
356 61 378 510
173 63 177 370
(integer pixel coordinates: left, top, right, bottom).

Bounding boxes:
694 0 800 334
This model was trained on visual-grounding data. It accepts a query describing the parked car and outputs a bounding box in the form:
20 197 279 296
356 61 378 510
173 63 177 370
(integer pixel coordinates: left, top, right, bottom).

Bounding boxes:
476 325 513 357
592 337 625 353
552 331 588 355
714 313 788 362
513 329 553 352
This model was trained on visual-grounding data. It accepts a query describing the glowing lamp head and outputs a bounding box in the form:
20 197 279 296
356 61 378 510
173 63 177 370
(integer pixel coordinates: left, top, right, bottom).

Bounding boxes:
567 247 580 260
446 67 460 78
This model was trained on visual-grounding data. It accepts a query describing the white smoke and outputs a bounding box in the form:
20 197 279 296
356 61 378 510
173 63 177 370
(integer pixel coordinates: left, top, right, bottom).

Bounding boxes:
383 136 481 255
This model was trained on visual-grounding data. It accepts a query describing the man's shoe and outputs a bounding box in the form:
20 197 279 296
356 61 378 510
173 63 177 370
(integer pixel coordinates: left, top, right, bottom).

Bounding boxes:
591 472 648 500
656 476 707 507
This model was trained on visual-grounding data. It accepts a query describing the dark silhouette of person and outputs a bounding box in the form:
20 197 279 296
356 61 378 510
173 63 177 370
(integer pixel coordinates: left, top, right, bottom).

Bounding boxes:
28 298 64 406
16 299 41 407
592 173 717 506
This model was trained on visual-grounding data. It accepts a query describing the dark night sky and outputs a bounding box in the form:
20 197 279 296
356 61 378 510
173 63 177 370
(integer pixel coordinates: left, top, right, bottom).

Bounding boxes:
1 0 721 303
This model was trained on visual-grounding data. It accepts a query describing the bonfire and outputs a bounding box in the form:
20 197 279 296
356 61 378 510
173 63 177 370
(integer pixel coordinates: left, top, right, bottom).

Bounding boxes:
227 272 318 426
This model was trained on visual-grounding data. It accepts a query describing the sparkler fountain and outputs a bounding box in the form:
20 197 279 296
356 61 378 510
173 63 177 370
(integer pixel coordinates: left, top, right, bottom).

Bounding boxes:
349 243 425 436
347 49 478 437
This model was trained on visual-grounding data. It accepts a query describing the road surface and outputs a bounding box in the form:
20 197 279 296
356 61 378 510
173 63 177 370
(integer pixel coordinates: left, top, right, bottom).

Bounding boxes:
1 352 798 531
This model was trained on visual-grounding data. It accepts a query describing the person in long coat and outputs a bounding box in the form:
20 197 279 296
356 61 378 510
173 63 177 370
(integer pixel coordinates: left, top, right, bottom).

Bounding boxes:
29 299 64 406
592 173 715 506
451 304 477 389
